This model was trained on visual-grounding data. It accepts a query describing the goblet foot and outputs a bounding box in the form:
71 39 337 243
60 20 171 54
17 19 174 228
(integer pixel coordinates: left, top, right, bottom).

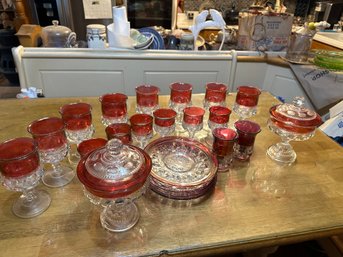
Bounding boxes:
12 189 51 218
42 164 75 187
267 142 297 164
100 199 140 232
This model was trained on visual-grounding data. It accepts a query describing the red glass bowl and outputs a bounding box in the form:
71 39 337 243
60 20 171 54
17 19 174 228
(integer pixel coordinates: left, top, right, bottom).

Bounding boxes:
169 82 192 104
105 123 132 144
130 114 153 136
136 85 159 107
77 143 151 199
153 108 177 127
235 86 261 107
99 93 128 118
209 106 231 124
0 137 40 178
77 138 108 158
183 107 205 125
59 102 92 131
205 82 228 103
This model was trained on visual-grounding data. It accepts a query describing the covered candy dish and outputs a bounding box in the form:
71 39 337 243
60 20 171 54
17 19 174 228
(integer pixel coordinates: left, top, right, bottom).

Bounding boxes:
267 97 322 164
145 137 218 200
77 138 151 232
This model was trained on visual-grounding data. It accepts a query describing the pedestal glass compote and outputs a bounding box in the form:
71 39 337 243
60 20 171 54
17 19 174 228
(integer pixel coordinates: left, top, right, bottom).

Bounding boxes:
212 128 237 172
169 82 192 129
135 85 160 115
77 139 152 232
59 102 94 164
105 123 132 144
130 114 153 148
153 108 177 137
267 97 322 165
202 106 231 147
99 93 128 126
234 120 261 161
28 117 74 187
233 86 261 119
0 137 51 218
203 82 228 109
182 106 205 138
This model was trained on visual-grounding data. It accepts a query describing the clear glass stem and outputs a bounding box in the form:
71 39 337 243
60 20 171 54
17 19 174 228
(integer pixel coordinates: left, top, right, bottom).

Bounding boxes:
267 138 297 164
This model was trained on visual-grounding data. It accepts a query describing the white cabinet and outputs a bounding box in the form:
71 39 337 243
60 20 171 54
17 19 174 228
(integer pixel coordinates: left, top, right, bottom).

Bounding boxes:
232 62 267 92
13 47 234 98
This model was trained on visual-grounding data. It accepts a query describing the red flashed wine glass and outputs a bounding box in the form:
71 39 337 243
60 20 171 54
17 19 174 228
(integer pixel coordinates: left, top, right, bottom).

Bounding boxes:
27 117 74 187
105 123 132 144
203 82 228 109
59 102 94 164
233 86 261 119
212 128 237 172
99 93 128 126
0 137 51 218
233 120 261 161
169 82 193 126
203 106 232 147
153 108 177 137
135 85 160 115
77 138 108 158
182 106 205 138
129 114 153 148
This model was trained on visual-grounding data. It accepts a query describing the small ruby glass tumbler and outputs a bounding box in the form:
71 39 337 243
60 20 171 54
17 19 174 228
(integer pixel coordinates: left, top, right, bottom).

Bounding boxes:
212 128 238 172
99 93 128 126
153 108 177 137
77 138 107 158
27 117 74 188
204 82 228 109
130 114 153 148
135 85 160 115
234 120 261 161
182 106 205 138
233 86 261 119
0 137 51 218
105 123 132 144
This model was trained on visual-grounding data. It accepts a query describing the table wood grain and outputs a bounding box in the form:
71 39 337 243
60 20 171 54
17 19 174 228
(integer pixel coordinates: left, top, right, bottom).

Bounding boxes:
0 93 343 257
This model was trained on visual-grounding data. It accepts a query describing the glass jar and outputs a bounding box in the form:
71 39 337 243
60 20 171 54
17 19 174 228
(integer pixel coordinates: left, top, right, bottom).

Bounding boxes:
86 24 107 49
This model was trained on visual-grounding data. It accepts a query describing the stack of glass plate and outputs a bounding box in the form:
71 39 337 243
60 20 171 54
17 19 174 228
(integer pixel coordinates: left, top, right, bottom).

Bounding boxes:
144 137 218 200
313 50 343 71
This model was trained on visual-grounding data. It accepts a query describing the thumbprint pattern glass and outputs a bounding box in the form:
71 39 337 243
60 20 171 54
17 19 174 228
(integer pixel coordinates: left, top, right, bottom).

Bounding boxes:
0 137 51 218
136 85 160 115
105 123 132 144
99 93 128 126
212 128 237 172
28 117 74 187
59 102 94 164
233 86 261 119
130 114 153 148
234 120 261 161
153 108 177 137
182 107 205 138
203 82 228 109
169 82 193 126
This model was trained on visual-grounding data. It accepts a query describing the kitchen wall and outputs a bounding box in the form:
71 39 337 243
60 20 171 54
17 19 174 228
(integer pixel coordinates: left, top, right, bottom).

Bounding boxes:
183 0 297 14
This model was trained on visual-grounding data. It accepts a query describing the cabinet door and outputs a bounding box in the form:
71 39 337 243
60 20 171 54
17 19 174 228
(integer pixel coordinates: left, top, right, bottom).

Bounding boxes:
263 65 314 108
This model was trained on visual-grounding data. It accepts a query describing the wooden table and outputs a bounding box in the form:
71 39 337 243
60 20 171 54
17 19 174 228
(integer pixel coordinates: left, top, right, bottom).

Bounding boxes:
0 93 343 257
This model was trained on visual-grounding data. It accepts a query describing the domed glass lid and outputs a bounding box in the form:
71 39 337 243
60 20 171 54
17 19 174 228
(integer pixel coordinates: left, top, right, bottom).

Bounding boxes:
270 97 322 127
42 20 72 37
85 139 144 182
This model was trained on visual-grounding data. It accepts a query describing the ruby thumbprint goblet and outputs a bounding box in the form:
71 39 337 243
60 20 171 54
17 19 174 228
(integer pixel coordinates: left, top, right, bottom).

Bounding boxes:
234 120 261 161
130 114 153 148
105 123 132 144
233 86 261 119
203 82 228 109
77 138 108 159
153 108 177 137
59 102 94 164
212 128 238 172
0 137 51 218
28 117 74 187
99 93 128 126
182 106 205 138
135 85 160 115
169 82 192 127
203 106 231 147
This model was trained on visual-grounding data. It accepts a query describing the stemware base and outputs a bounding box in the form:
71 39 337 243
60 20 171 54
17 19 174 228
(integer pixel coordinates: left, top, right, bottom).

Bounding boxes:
13 189 51 218
100 199 140 232
267 142 297 164
42 164 75 188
